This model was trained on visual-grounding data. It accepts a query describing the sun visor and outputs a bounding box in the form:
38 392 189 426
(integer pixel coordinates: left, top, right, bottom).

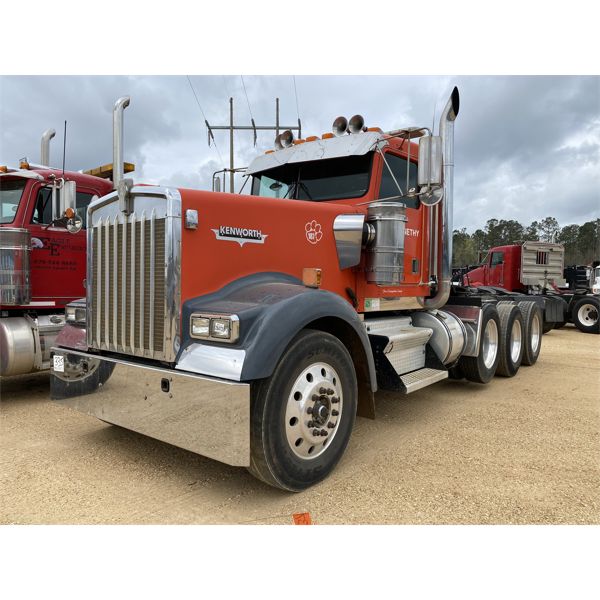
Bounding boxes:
246 131 387 175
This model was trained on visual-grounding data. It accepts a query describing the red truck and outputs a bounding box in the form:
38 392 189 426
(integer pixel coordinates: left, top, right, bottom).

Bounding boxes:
462 242 599 334
0 118 132 377
51 89 547 491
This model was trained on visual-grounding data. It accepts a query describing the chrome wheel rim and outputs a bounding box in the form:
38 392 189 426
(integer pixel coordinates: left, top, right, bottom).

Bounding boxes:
53 355 100 382
578 303 598 326
285 362 342 460
510 318 523 364
482 318 499 369
530 313 541 353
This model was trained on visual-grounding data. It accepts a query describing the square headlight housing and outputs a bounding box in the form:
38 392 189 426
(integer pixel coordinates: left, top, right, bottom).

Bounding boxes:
66 303 87 325
190 314 239 343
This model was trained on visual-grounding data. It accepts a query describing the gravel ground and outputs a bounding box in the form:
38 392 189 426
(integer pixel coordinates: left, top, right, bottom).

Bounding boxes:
1 324 598 525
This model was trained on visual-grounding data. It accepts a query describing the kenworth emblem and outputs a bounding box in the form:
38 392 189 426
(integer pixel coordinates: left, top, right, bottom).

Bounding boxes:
211 225 268 247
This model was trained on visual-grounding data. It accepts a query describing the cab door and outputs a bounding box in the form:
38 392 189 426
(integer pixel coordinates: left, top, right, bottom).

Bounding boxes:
489 250 505 287
27 183 95 306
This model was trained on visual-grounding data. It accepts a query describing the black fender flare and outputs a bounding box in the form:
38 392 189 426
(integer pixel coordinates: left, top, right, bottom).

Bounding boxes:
179 272 377 398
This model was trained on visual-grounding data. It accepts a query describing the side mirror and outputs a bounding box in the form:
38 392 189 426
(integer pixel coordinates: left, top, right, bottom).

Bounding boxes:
64 208 83 234
418 135 443 206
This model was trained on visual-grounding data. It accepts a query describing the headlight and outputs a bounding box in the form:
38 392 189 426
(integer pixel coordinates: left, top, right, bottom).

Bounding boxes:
66 304 87 324
210 318 231 339
191 317 210 337
190 314 239 343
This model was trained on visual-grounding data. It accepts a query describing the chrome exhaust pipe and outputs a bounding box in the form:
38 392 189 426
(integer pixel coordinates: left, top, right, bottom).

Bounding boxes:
112 96 130 191
40 129 56 167
419 86 459 310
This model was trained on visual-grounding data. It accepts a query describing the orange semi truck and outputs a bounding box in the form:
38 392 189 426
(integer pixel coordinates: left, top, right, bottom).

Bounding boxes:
51 89 546 491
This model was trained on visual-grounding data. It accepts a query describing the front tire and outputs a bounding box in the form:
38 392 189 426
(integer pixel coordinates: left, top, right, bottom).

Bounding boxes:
572 297 600 334
248 329 357 492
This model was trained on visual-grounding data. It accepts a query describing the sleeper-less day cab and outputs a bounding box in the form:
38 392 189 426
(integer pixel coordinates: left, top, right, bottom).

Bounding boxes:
51 88 545 491
0 133 118 377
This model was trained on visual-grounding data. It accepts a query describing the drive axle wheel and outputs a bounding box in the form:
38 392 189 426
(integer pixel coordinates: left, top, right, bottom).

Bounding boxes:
572 297 599 334
460 303 500 384
517 300 543 366
496 303 524 377
248 329 357 492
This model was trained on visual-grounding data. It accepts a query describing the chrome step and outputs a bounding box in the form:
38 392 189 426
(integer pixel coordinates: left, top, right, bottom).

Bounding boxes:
400 368 448 394
365 316 433 375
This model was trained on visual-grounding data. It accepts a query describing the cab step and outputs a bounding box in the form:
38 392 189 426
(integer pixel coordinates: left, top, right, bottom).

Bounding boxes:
399 368 448 394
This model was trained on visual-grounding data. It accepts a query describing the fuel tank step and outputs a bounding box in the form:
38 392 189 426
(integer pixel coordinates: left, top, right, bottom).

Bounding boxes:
399 368 448 394
365 316 433 375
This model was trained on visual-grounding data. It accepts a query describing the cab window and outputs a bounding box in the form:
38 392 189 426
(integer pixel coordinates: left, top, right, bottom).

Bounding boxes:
251 154 372 202
31 186 94 229
378 152 419 209
490 251 504 266
0 178 26 224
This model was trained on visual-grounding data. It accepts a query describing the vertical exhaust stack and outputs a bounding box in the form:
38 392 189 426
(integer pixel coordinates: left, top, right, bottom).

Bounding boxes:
113 96 130 191
40 129 56 167
419 86 460 310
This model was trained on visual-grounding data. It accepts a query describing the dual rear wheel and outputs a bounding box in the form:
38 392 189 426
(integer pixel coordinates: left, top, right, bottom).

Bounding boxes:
456 300 542 383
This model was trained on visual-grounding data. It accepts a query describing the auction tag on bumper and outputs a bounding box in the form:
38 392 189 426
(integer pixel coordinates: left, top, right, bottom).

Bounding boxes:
53 355 65 372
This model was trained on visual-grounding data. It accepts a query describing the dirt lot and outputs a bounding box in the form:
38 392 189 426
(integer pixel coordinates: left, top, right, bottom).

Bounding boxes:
1 324 598 525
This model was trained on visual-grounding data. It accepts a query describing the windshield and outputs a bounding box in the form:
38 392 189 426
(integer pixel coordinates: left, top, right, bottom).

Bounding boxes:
0 178 26 224
251 154 373 202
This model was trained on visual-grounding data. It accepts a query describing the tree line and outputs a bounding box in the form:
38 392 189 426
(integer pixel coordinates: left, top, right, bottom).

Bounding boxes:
453 217 600 267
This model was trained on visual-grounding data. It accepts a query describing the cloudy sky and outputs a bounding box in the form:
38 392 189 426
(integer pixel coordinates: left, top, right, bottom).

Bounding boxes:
1 75 598 232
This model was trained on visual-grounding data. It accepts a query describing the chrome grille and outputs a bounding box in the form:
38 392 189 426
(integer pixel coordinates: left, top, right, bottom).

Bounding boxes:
90 210 168 359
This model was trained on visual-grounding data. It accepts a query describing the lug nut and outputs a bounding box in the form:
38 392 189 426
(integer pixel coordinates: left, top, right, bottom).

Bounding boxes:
332 410 339 416
308 421 315 428
312 429 321 436
327 422 335 429
331 397 339 404
327 388 334 395
312 394 320 402
321 429 328 437
319 387 328 395
307 406 313 414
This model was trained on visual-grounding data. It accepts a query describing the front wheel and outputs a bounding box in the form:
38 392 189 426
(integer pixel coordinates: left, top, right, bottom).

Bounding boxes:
248 329 357 492
572 297 600 334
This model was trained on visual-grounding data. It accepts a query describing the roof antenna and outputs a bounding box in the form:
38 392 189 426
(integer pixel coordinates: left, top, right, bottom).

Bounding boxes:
62 120 67 176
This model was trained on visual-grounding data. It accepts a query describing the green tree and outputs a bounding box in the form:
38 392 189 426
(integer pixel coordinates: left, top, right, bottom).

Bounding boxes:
577 219 600 264
524 220 540 241
558 224 580 264
538 216 560 242
452 228 477 266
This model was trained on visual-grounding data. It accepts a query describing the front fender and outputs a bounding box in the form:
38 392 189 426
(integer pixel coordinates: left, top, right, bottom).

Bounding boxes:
178 272 377 391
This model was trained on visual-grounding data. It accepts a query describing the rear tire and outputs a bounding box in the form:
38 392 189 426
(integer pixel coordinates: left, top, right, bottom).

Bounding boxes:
572 297 600 334
248 329 357 492
542 320 554 334
517 301 543 366
460 303 501 384
496 303 524 377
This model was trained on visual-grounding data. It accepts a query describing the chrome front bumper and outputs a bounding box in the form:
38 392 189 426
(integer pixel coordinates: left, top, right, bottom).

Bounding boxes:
50 348 250 467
